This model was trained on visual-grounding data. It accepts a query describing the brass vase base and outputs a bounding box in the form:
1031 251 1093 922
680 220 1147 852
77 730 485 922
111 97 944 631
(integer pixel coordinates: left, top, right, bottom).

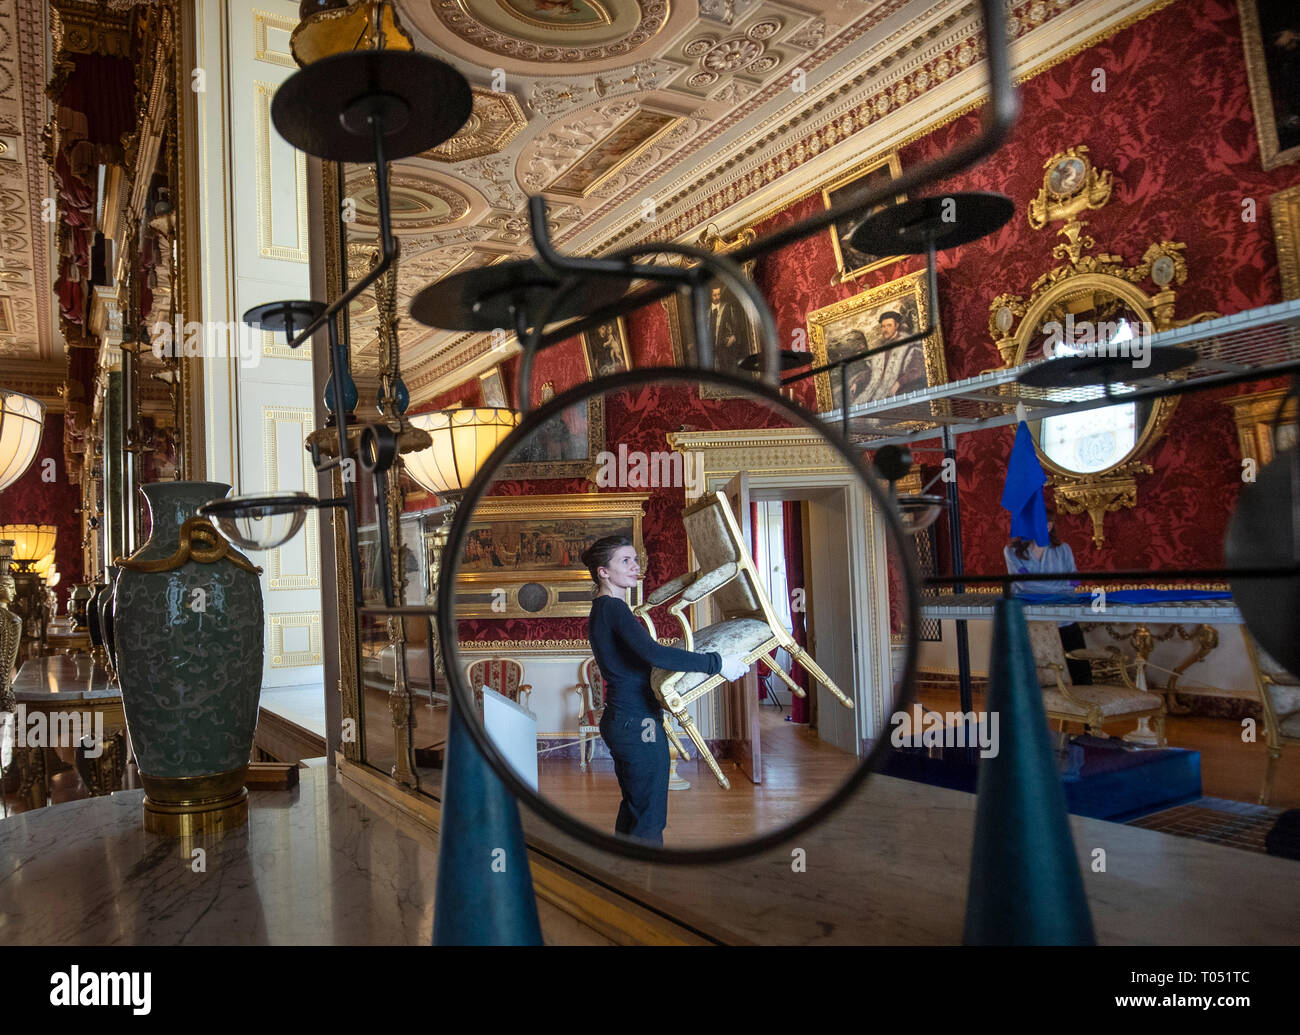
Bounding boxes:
140 766 250 837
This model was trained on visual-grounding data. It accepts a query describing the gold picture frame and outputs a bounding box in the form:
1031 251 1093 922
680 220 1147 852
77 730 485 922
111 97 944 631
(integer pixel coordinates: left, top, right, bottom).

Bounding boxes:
499 394 605 480
447 492 649 618
582 315 632 377
822 152 906 283
807 269 947 415
479 366 507 407
1241 0 1300 170
1272 182 1300 298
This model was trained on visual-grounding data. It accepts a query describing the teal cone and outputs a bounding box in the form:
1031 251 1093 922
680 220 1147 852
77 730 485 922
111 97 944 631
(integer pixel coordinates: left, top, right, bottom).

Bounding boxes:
432 698 543 945
963 597 1096 945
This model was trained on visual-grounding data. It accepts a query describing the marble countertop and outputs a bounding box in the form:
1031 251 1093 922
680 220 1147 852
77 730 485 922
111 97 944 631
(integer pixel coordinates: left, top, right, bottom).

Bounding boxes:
12 655 120 703
0 768 436 945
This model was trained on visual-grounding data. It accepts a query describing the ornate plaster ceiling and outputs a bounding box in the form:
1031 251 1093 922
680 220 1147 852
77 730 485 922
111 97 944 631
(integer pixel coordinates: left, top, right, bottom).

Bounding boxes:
0 0 63 410
346 0 1159 402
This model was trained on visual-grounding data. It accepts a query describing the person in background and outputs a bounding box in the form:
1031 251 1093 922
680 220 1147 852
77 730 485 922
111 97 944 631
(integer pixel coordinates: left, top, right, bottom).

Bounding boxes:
582 535 748 846
1004 514 1092 684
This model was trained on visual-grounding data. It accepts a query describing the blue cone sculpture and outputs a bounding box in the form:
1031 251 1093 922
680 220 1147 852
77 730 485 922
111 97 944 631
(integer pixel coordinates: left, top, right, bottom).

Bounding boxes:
432 698 544 945
963 598 1096 945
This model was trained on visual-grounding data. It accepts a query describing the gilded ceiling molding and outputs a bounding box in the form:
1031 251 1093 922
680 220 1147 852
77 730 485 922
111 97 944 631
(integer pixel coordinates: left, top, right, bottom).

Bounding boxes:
581 0 1177 257
431 0 668 63
421 87 528 163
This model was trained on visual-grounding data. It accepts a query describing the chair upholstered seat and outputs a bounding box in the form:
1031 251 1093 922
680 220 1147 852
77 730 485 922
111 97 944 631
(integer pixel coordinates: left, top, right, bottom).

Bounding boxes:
651 619 779 697
1043 684 1162 718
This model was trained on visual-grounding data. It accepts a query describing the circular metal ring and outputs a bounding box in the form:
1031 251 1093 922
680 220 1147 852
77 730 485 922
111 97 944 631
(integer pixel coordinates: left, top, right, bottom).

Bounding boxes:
357 422 398 475
434 365 921 865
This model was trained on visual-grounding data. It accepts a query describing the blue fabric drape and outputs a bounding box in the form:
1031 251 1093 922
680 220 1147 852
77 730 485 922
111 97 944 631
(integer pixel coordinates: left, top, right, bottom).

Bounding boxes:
1001 421 1049 546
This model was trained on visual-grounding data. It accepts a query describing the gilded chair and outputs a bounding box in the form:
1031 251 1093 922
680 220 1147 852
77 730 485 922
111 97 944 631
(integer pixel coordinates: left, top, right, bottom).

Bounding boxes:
1026 621 1167 746
1241 629 1300 805
574 656 692 773
634 489 852 789
465 657 532 715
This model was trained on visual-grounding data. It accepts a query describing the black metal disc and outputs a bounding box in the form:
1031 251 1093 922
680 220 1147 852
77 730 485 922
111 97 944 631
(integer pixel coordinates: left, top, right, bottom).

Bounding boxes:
271 50 472 162
243 300 326 336
409 259 631 331
738 349 812 372
848 191 1014 255
1016 346 1198 388
1226 449 1300 677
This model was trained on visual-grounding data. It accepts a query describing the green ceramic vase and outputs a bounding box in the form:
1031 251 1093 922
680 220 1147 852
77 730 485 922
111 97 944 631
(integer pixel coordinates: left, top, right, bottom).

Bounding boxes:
113 481 264 834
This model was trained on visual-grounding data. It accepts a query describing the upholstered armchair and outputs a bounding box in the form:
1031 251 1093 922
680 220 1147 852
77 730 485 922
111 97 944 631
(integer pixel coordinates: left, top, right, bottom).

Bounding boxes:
1241 629 1300 805
574 656 692 774
634 490 852 789
465 657 532 715
1025 621 1166 746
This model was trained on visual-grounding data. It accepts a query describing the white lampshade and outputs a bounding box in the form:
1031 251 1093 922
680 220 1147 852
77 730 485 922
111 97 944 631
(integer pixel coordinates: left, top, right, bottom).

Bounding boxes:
32 550 56 577
405 408 519 496
46 566 60 588
0 390 46 493
0 524 58 565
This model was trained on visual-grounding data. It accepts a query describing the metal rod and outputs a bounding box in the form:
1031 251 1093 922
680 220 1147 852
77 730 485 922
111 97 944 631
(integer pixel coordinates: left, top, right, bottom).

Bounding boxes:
282 118 398 350
925 564 1300 586
941 426 973 724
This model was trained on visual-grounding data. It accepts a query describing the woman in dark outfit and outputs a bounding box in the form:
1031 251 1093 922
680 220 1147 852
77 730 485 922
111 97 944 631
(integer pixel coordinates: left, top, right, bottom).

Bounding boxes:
581 536 747 846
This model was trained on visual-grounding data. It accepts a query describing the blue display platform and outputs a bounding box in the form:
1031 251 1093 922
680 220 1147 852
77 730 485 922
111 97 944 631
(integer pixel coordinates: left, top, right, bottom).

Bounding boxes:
881 734 1202 822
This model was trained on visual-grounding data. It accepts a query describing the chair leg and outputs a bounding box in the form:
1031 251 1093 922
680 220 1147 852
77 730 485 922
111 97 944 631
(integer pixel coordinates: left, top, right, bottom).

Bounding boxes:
760 653 806 698
579 733 588 772
1153 713 1167 749
673 707 729 790
662 717 690 761
1260 746 1280 806
788 645 853 709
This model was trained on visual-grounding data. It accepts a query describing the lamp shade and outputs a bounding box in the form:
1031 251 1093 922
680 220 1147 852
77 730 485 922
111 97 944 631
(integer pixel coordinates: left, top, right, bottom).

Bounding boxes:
0 390 46 493
32 549 56 577
0 524 58 564
405 408 519 497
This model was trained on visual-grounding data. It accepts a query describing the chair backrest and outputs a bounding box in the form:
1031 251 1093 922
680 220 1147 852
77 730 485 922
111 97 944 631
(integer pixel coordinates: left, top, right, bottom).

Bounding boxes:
466 657 526 711
581 656 605 715
1242 628 1300 741
1026 620 1072 688
680 491 769 621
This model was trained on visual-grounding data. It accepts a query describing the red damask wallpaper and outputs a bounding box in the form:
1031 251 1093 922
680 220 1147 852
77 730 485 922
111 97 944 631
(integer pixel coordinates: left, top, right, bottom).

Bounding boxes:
438 0 1299 647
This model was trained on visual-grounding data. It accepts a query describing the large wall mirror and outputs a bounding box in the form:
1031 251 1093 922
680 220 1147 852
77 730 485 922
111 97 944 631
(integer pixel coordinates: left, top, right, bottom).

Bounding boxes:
989 147 1218 547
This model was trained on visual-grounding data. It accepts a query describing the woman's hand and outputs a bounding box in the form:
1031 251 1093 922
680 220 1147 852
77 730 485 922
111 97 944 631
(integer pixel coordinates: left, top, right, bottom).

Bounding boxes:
720 654 750 682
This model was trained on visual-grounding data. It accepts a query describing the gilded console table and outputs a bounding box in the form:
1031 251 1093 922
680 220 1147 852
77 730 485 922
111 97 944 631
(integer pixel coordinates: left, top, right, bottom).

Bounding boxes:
6 655 129 810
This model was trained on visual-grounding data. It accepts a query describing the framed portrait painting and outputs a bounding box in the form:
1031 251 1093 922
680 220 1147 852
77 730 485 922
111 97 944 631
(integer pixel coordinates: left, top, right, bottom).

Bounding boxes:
663 260 763 399
1241 0 1300 170
500 383 605 480
582 316 632 377
807 269 947 415
822 153 907 283
479 366 508 408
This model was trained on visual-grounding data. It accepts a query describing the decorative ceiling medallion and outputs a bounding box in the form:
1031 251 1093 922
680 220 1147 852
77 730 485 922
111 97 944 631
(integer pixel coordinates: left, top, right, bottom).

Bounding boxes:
342 172 471 231
421 88 527 163
545 108 679 198
665 11 800 97
497 0 612 33
434 0 667 62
